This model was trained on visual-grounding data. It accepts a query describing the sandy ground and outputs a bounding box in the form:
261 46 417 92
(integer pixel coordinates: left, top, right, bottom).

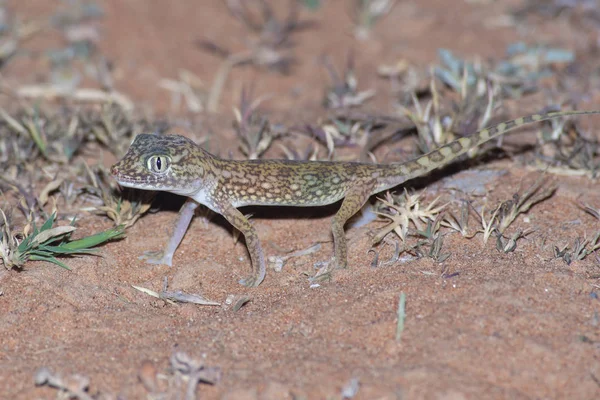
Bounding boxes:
1 0 599 399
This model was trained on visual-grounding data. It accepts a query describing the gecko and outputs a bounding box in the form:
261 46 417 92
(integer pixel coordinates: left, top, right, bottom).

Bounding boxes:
111 110 598 287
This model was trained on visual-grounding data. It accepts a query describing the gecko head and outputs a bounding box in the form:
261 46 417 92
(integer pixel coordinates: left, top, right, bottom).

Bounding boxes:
111 134 210 195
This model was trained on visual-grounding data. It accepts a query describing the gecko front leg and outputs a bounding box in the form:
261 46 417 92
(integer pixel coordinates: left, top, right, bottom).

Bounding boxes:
141 198 199 266
217 201 266 287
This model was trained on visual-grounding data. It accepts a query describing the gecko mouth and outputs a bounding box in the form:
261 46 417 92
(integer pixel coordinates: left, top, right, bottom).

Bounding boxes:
110 166 177 193
111 166 154 187
113 174 156 185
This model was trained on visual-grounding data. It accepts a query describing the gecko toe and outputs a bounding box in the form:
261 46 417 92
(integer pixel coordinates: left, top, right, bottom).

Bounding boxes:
239 274 263 287
139 250 173 266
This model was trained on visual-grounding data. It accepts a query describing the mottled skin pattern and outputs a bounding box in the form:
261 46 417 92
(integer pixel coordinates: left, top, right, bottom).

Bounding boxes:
111 111 599 287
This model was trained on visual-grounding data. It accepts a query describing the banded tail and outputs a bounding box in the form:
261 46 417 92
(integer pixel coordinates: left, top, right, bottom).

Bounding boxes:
375 110 600 192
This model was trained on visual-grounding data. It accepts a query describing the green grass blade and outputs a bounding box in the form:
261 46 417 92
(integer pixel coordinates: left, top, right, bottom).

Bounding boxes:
29 255 71 270
28 249 55 257
38 245 98 255
39 212 57 232
396 292 406 343
12 220 125 270
30 226 76 247
28 105 48 157
60 225 126 251
16 234 34 253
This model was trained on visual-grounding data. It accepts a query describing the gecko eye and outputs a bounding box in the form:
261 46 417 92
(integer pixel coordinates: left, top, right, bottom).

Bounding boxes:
147 155 171 174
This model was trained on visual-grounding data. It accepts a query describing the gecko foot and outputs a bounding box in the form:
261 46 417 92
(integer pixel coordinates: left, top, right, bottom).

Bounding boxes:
331 256 347 270
310 260 334 284
239 272 265 288
139 250 173 266
310 270 333 284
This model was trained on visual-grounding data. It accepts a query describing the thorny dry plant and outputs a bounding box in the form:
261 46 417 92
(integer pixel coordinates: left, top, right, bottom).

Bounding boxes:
447 202 525 253
494 177 556 235
552 200 600 265
0 103 158 168
323 54 375 109
378 58 430 104
0 105 86 165
454 178 556 252
278 140 321 161
372 177 557 261
399 72 498 156
0 173 72 221
138 352 221 400
199 0 312 110
372 190 446 243
532 115 600 178
299 108 408 161
368 235 404 267
35 367 95 400
512 0 600 23
0 173 46 218
286 109 404 161
468 204 499 246
422 225 452 263
301 117 374 160
158 69 207 113
440 199 472 238
82 103 165 158
36 352 221 400
369 191 450 265
434 46 572 100
233 87 285 159
554 232 600 265
0 103 163 234
224 0 308 65
81 164 154 228
401 46 581 168
34 353 227 400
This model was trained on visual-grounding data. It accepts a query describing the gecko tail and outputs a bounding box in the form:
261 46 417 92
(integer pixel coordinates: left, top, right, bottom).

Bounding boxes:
376 110 600 192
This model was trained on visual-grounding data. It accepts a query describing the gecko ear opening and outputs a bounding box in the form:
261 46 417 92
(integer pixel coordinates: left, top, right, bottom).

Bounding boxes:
147 155 171 174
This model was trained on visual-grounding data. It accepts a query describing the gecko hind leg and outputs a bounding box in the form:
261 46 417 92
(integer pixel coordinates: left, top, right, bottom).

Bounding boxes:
219 202 266 287
330 180 376 271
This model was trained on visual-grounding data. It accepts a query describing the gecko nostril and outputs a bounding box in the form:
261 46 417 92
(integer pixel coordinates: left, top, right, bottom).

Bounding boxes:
110 165 118 176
